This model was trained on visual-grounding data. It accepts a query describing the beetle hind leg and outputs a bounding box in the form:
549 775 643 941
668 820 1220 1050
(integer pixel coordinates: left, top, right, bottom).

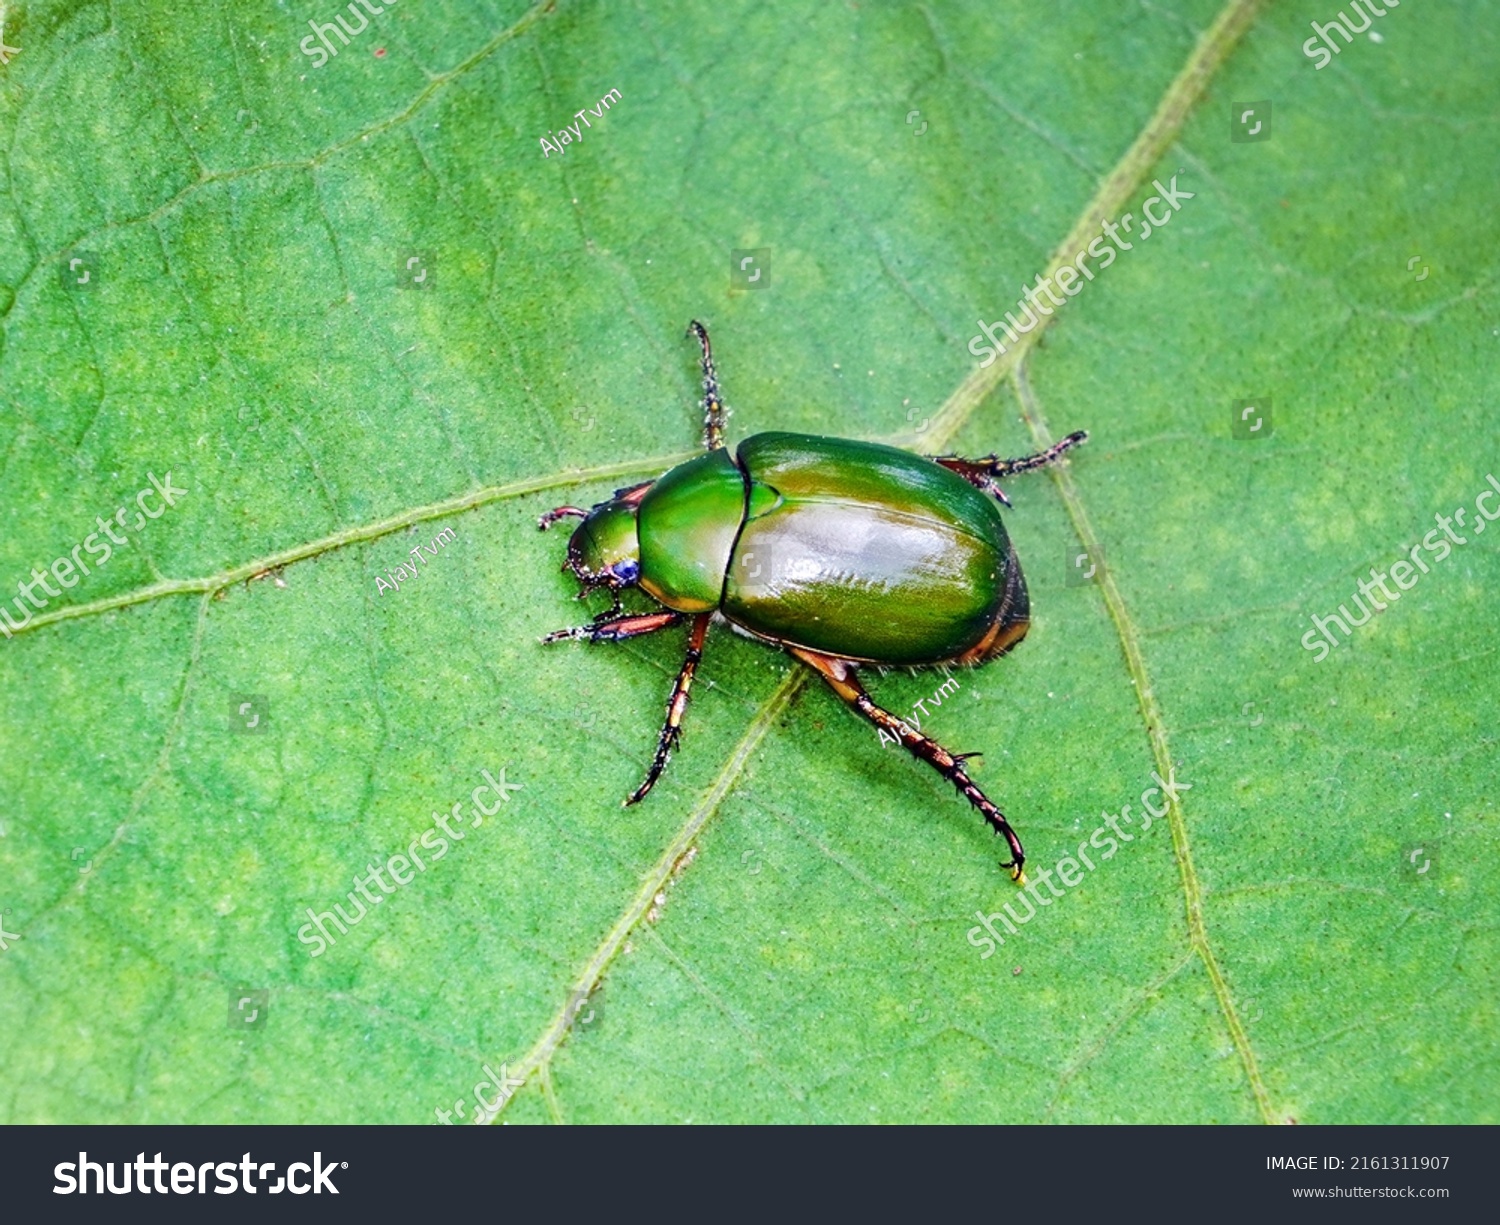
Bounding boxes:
790 648 1027 882
626 613 712 806
688 320 728 452
935 430 1088 506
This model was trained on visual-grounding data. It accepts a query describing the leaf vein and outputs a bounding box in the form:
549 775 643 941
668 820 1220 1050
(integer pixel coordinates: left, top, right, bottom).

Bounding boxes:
1012 358 1278 1124
0 452 696 639
477 669 810 1123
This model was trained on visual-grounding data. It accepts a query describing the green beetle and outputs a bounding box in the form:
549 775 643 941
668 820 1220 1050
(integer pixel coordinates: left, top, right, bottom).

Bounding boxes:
541 322 1086 881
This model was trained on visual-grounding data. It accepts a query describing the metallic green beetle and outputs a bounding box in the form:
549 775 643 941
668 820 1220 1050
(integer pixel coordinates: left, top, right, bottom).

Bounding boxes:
541 321 1086 880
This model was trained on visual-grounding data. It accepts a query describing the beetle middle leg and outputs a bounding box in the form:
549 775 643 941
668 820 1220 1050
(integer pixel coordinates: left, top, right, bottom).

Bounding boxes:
688 320 727 452
790 648 1027 881
625 612 712 806
935 429 1088 506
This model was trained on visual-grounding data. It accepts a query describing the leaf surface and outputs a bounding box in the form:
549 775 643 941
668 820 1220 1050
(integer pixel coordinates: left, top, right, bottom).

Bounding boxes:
0 0 1495 1124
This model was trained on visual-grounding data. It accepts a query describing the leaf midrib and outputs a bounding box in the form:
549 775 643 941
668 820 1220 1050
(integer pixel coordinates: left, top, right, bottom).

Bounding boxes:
0 452 697 637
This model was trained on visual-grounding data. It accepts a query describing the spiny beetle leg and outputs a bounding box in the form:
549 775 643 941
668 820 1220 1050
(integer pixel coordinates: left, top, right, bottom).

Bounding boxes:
688 320 727 452
934 429 1089 506
541 610 683 645
790 648 1027 882
625 613 711 806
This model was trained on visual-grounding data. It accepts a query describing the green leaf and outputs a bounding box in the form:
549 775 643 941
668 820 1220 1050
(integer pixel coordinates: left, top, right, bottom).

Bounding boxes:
1 0 1495 1124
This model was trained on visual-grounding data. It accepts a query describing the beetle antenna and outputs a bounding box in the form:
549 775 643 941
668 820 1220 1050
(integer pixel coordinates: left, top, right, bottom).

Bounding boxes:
688 320 729 452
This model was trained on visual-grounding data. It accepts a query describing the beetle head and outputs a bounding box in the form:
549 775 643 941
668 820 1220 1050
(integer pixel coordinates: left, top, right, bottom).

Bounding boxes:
565 496 641 594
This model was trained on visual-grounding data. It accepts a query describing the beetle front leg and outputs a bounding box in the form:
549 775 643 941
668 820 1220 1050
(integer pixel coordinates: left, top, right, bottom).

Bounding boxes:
625 613 711 806
541 610 684 644
538 505 589 529
790 648 1027 882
